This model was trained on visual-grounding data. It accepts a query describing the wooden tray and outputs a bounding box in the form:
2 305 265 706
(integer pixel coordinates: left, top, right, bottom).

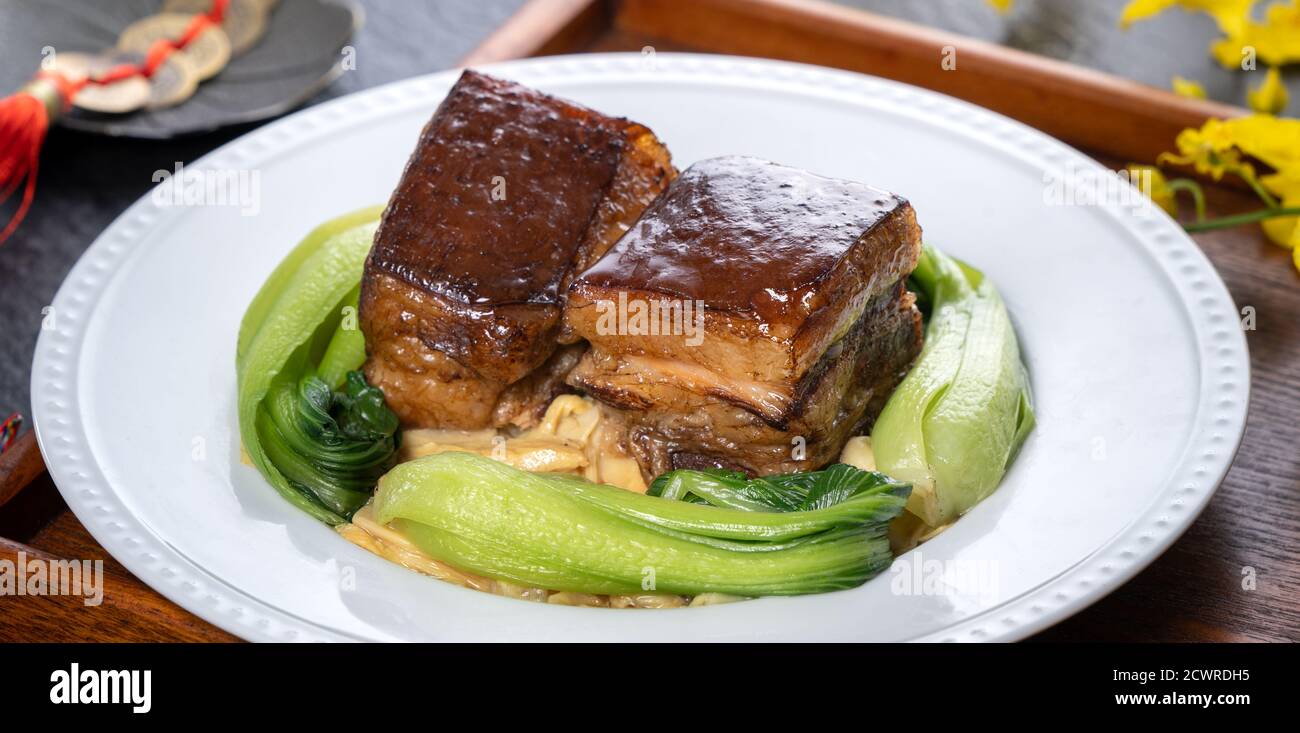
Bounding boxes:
3 0 1296 643
464 0 1247 163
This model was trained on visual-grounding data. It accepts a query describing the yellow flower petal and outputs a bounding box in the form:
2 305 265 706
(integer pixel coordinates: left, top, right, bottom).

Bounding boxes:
1251 0 1300 66
1123 0 1259 67
1261 170 1300 201
1261 214 1298 248
1163 106 1300 262
1211 34 1252 69
1121 0 1177 28
1260 188 1300 250
1248 67 1290 115
986 0 1014 13
1122 0 1254 35
1223 115 1300 173
1213 0 1300 68
1172 76 1208 99
1127 164 1180 215
1161 118 1256 180
1195 0 1256 37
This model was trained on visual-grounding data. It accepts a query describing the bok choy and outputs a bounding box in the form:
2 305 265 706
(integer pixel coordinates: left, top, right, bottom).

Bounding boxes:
648 464 910 513
374 453 911 597
237 208 400 524
871 244 1034 527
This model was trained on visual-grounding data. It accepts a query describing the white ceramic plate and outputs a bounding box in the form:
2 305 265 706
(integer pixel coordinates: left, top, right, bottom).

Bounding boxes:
32 54 1249 642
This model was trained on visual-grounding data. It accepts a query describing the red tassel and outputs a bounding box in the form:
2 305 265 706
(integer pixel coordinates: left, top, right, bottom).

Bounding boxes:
0 0 229 245
0 85 56 246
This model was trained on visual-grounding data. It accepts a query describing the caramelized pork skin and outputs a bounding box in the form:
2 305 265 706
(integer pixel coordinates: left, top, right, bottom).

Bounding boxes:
566 156 921 384
360 70 674 429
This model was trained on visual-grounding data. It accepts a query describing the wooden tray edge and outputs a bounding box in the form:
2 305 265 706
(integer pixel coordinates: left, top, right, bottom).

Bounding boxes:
462 0 1246 164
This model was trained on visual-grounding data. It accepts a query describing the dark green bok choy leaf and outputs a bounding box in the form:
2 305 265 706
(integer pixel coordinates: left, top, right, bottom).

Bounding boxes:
647 464 910 513
257 371 399 518
237 208 399 524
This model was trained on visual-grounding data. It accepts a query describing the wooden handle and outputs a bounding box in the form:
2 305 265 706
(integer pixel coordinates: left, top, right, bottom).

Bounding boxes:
462 0 612 66
0 431 46 509
614 0 1245 163
464 0 1244 164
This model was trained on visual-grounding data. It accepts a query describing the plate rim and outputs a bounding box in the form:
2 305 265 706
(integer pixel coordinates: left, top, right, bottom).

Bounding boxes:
31 52 1251 642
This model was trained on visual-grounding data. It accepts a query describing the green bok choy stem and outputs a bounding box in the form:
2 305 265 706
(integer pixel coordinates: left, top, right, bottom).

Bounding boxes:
374 453 911 597
871 244 1034 527
237 209 399 524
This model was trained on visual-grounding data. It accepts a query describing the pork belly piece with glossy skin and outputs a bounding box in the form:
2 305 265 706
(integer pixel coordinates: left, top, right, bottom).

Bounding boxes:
360 70 674 429
565 156 921 388
571 284 923 476
564 155 920 423
566 157 923 477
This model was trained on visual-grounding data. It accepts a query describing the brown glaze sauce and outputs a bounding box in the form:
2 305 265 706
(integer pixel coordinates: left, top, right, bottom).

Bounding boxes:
367 70 631 307
575 156 908 325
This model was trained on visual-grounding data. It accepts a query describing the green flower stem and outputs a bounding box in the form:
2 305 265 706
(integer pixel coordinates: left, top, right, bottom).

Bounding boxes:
1182 207 1300 232
1242 172 1280 209
1167 178 1207 221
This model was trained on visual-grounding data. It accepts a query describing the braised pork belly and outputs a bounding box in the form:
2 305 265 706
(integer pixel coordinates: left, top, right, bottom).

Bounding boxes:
565 156 923 477
360 70 674 429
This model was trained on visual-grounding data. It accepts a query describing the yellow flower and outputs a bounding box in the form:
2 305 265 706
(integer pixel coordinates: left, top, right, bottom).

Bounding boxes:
1211 0 1300 68
1158 118 1256 179
1210 37 1246 68
986 0 1014 12
1222 114 1300 172
1259 171 1300 248
1195 117 1300 250
1127 164 1180 215
1162 114 1300 181
1257 0 1300 61
1261 170 1300 202
1172 75 1209 99
1161 113 1300 271
1260 205 1300 248
1121 0 1255 36
1247 67 1290 114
